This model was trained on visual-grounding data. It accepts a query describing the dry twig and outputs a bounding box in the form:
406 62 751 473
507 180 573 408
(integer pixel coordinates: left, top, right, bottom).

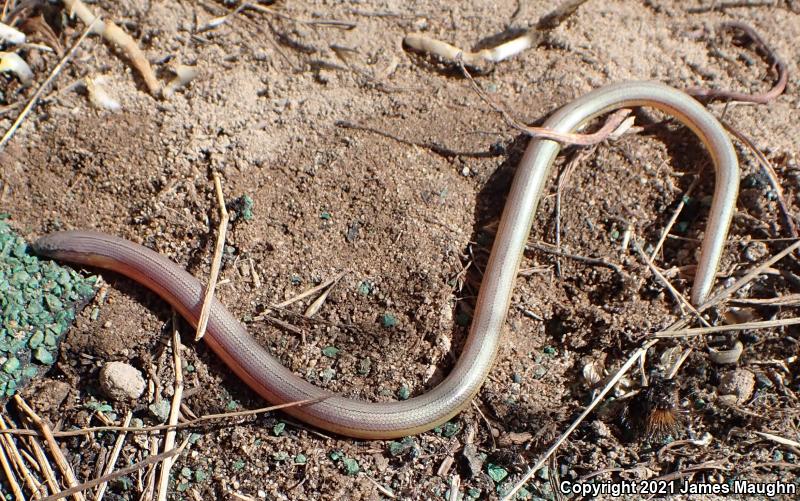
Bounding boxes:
139 436 159 501
754 431 800 448
554 146 598 276
501 340 659 500
687 1 779 14
458 58 633 145
686 22 787 105
273 271 346 309
722 120 797 238
28 437 59 498
403 0 590 69
335 120 500 158
363 474 396 499
156 315 184 501
699 239 800 313
0 17 98 152
0 398 324 438
633 239 711 326
304 273 345 317
14 396 85 501
93 411 132 501
656 317 800 338
0 434 24 501
62 0 160 96
527 241 623 275
244 3 356 29
502 239 800 498
41 440 189 501
0 415 41 497
195 173 230 341
650 176 700 261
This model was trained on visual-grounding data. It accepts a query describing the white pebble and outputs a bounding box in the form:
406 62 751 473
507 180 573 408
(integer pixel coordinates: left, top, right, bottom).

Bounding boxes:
0 23 25 45
99 361 146 401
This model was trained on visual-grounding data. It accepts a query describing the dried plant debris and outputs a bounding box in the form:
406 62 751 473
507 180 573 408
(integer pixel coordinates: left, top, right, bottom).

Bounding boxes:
162 64 199 98
0 50 32 84
0 22 25 45
62 0 161 96
403 0 590 70
0 220 97 398
85 75 121 111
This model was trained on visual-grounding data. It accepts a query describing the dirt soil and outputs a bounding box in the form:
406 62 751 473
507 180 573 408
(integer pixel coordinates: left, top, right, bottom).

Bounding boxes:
2 0 800 499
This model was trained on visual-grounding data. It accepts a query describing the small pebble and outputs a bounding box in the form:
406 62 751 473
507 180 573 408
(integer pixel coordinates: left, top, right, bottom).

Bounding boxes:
717 368 755 403
461 443 484 478
743 241 768 262
149 399 171 421
99 361 146 401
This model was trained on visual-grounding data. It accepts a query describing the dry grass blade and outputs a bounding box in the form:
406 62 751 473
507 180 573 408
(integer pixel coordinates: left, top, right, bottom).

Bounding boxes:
527 241 623 275
501 340 658 500
244 3 356 29
647 460 729 483
14 395 86 501
335 120 498 158
304 273 345 317
744 461 800 471
138 436 159 501
157 314 184 501
94 411 132 501
40 439 189 501
274 271 346 309
28 437 59 497
666 347 694 380
197 2 247 32
1 0 12 22
471 401 497 449
698 239 800 313
633 239 711 327
255 313 306 337
656 317 800 338
729 293 800 306
363 474 396 499
0 415 41 497
554 146 597 276
0 398 325 438
195 173 230 341
650 176 700 261
0 16 99 153
157 310 183 501
754 431 800 448
687 0 780 13
0 435 24 501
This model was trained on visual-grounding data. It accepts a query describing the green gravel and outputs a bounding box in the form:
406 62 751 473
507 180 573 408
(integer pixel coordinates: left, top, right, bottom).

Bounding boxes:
0 221 97 397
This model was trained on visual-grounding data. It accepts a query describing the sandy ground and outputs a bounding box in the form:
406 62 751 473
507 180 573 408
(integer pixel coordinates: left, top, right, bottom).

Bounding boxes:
2 0 800 499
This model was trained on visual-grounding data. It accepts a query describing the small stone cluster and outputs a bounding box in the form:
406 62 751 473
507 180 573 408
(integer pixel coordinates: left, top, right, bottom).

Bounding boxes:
0 220 97 396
